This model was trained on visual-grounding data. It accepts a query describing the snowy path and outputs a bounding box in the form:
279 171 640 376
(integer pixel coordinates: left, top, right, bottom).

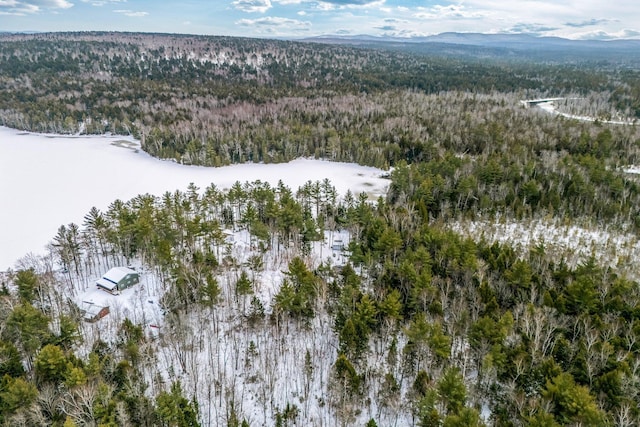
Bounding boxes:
522 98 635 125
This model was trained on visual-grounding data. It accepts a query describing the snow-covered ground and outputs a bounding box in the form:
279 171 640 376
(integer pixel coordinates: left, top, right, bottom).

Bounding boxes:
0 126 390 270
622 165 640 175
64 225 375 426
450 217 640 279
532 99 635 125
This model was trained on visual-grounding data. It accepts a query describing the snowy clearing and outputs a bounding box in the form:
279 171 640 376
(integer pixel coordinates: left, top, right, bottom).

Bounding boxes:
450 217 640 279
63 226 374 426
0 126 389 270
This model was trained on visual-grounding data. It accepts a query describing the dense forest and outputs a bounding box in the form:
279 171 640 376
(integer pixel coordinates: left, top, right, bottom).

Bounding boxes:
1 32 639 168
2 32 640 426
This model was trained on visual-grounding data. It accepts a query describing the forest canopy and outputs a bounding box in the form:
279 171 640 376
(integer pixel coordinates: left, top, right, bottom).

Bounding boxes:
2 32 640 426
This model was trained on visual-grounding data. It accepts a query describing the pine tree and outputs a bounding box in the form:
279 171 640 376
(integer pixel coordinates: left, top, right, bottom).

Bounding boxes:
236 270 253 296
35 344 68 384
156 381 200 427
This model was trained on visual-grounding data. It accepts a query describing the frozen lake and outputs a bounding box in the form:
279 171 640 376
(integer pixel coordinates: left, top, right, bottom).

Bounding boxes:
0 126 389 270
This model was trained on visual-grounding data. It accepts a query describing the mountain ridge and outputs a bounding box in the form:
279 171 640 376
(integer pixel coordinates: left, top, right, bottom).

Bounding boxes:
301 32 640 62
303 32 640 46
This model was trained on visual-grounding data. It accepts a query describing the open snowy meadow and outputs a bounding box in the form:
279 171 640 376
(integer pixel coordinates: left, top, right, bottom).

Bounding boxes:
0 126 390 270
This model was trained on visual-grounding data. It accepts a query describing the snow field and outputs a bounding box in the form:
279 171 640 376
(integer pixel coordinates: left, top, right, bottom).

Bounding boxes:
0 126 389 270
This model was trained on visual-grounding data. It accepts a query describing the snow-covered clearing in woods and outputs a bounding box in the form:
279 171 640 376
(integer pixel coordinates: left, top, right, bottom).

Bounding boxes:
0 126 389 270
58 225 409 426
450 217 640 279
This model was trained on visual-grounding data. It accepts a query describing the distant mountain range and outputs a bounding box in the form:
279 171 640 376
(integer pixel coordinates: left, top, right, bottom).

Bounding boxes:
302 32 640 62
0 30 41 34
2 30 639 62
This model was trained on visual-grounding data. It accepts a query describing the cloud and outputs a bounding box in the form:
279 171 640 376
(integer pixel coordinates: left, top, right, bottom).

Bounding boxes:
379 27 427 38
0 0 72 15
271 0 379 5
565 18 612 28
315 0 384 10
113 9 148 17
375 25 396 31
81 0 126 6
620 29 640 38
415 4 485 20
232 0 272 13
319 0 380 4
236 16 311 34
384 17 408 24
29 0 71 6
575 28 640 40
504 22 559 35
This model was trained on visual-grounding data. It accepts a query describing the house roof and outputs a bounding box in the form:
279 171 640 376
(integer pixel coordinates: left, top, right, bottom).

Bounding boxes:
102 266 137 283
80 301 108 318
96 277 117 290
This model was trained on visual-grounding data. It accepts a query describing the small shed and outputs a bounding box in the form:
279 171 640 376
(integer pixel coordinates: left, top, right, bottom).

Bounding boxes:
331 239 345 251
80 302 110 323
96 267 140 294
222 229 235 244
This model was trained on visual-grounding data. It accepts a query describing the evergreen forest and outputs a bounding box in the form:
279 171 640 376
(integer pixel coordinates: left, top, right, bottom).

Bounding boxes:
2 32 640 426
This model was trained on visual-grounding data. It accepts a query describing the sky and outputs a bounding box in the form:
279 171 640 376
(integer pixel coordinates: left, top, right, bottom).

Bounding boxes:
0 0 638 40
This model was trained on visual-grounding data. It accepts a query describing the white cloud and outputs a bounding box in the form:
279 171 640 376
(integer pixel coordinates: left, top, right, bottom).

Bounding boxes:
81 0 125 6
34 0 72 7
565 18 614 28
236 16 311 34
113 8 148 17
573 28 640 40
82 0 127 7
315 0 385 11
383 17 408 24
232 0 272 13
2 0 638 41
415 5 486 20
0 0 71 15
502 22 559 35
0 0 19 4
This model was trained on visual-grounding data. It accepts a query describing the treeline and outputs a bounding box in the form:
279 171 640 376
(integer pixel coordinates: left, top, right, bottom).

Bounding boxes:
389 131 640 227
1 32 640 168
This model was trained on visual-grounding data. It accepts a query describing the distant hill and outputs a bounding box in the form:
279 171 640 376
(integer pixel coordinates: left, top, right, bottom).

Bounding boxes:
303 32 640 63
